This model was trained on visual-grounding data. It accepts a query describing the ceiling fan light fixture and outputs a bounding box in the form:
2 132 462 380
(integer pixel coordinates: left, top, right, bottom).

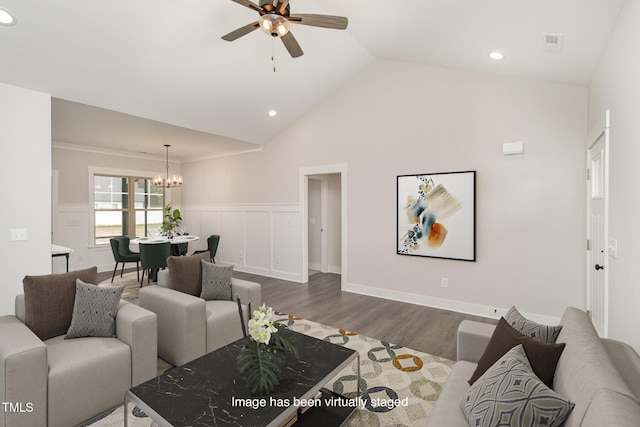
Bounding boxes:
259 13 290 37
0 8 17 26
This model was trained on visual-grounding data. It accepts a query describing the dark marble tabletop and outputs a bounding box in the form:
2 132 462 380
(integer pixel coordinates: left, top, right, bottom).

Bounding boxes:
127 331 358 427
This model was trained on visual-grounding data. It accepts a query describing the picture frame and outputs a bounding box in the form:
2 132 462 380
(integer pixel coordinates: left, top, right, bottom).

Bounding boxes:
397 171 476 261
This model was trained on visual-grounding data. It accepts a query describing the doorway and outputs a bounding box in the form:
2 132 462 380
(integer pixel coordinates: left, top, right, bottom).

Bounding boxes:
299 164 347 286
307 174 342 277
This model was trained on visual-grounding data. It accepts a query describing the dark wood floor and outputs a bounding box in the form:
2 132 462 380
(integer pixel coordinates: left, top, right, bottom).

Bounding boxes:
233 271 496 361
100 268 496 360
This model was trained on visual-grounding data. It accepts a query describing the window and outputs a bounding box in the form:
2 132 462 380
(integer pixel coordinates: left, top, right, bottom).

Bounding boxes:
94 175 163 245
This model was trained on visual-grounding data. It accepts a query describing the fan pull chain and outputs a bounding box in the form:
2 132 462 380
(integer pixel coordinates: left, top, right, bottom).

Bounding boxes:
271 36 277 72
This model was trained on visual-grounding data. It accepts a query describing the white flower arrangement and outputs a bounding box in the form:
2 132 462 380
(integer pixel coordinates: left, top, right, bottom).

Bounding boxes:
237 304 300 395
248 304 278 345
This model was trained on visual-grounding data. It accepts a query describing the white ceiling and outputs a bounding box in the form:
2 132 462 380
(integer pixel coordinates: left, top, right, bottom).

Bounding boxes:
0 0 624 161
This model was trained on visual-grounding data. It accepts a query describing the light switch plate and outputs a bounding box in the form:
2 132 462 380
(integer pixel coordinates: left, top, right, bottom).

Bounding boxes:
609 238 618 258
11 229 28 241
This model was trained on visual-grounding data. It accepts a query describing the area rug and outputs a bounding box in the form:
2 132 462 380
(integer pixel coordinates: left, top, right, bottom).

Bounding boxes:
99 271 143 300
85 313 454 427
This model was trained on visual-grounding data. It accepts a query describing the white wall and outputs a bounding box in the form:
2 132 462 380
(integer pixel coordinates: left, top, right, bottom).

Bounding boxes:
0 83 51 315
308 179 322 270
182 59 587 323
588 0 640 349
326 174 342 273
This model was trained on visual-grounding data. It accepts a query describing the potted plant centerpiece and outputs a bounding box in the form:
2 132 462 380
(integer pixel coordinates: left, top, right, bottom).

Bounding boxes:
236 304 300 395
160 204 182 238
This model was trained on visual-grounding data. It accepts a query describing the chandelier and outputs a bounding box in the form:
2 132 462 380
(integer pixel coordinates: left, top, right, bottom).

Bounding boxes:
154 144 183 189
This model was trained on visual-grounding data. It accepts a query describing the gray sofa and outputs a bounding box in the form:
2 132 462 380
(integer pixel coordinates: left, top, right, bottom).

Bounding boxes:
426 307 640 426
0 298 157 427
139 269 261 367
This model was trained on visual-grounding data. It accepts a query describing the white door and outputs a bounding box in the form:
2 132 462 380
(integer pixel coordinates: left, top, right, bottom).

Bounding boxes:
586 110 610 337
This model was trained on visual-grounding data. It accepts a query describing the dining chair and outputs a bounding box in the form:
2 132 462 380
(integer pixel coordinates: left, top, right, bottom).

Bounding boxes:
109 237 140 282
176 242 189 256
139 242 171 285
194 235 220 263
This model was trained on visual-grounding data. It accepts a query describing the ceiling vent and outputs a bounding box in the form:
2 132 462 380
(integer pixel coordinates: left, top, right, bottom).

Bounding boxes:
543 33 563 53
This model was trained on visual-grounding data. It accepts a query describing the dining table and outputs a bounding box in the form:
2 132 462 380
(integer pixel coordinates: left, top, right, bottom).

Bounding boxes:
130 235 200 281
130 235 199 256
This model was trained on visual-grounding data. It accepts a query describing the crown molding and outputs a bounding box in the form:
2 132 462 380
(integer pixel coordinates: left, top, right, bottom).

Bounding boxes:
52 141 263 163
181 146 263 163
52 141 168 162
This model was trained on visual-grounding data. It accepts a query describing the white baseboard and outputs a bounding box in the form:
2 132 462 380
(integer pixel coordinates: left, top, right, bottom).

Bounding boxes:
328 265 341 274
307 264 341 274
343 281 561 325
233 264 303 284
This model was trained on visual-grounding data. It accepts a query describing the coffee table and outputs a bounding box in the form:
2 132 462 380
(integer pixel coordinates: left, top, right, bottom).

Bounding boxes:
125 331 360 426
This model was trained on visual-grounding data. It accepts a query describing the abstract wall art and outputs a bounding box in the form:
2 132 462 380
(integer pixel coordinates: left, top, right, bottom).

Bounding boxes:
397 171 476 261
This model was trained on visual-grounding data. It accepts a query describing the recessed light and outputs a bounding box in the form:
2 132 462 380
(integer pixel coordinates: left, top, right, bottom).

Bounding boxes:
489 51 504 60
0 8 17 26
268 110 277 117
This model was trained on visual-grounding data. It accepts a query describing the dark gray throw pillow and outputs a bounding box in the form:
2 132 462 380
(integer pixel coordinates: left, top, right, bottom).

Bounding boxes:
468 317 565 388
461 344 574 427
167 251 211 296
65 279 124 339
200 260 233 301
505 306 562 343
23 266 98 340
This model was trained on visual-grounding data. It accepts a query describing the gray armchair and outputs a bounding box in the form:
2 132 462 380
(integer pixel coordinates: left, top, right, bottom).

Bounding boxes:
0 296 157 427
139 267 261 367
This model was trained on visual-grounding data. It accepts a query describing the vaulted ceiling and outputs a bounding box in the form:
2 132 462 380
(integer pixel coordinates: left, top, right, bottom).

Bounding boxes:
0 0 624 161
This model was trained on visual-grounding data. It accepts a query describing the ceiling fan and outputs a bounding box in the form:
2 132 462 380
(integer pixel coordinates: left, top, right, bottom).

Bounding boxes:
222 0 348 58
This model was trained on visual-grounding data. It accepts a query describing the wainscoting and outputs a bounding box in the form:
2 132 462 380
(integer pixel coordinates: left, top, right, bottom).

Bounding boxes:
181 204 303 282
54 203 334 283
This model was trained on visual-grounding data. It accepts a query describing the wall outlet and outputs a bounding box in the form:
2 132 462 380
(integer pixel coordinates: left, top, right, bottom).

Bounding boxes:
276 256 281 265
441 277 449 288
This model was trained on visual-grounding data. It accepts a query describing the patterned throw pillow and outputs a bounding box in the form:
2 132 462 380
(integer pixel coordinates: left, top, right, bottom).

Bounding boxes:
461 344 575 427
505 306 562 343
65 279 124 339
200 260 233 301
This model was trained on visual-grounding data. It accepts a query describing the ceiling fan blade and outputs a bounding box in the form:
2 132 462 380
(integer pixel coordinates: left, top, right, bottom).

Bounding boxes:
277 0 290 15
230 0 264 14
221 21 260 41
288 14 348 30
280 32 304 58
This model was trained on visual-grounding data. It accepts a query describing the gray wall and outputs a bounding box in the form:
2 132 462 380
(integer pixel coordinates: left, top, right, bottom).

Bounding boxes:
182 59 588 323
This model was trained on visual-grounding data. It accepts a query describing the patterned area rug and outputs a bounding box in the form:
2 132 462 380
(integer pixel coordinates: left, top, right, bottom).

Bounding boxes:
99 271 143 299
86 313 454 427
